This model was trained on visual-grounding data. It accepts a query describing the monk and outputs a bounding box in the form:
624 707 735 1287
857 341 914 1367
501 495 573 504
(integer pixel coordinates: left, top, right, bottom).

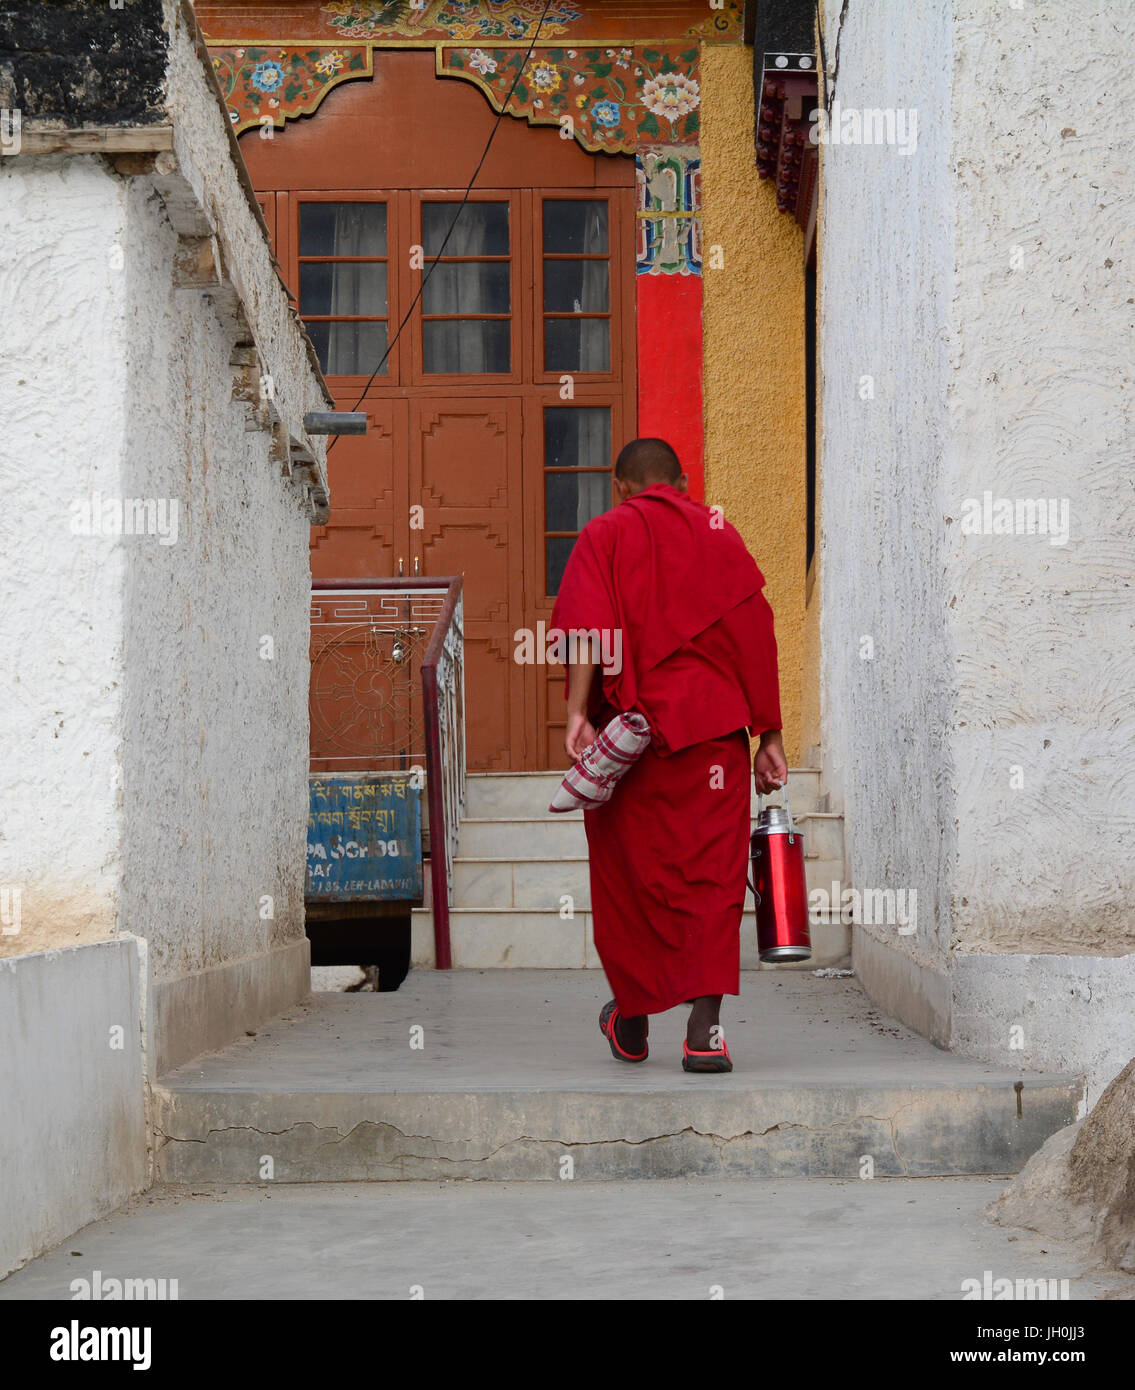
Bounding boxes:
550 438 786 1073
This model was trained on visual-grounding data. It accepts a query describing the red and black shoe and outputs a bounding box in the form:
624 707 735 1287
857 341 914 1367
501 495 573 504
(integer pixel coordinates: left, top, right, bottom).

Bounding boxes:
599 999 648 1063
682 1038 733 1073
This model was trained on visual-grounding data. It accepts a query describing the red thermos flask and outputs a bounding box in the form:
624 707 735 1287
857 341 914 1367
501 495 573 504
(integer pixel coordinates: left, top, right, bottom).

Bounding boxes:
750 780 812 963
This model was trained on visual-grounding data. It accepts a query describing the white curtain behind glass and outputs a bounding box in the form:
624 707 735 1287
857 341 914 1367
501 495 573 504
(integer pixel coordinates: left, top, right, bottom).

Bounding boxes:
424 206 505 373
327 205 385 375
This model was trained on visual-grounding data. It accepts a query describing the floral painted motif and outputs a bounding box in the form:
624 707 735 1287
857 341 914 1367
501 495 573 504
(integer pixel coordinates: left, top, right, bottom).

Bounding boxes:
591 100 620 128
251 61 285 93
439 44 699 153
211 45 372 133
314 50 348 75
641 72 700 126
468 48 497 75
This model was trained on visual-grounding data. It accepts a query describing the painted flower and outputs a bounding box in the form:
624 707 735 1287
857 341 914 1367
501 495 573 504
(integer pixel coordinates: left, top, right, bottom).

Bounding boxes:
468 48 497 75
229 109 239 124
250 60 285 92
575 94 588 107
530 63 562 92
592 100 620 128
641 72 700 122
567 49 577 58
314 50 345 76
616 48 633 68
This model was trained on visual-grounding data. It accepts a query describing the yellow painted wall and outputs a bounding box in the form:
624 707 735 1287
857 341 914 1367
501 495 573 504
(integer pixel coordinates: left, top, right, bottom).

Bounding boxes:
700 44 808 763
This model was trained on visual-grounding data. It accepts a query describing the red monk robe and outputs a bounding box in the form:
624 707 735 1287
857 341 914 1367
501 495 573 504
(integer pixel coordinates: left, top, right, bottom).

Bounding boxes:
550 483 782 1017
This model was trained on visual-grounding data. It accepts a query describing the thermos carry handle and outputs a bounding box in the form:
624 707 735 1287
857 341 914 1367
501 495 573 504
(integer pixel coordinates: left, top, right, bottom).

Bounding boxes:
755 776 796 840
748 774 794 903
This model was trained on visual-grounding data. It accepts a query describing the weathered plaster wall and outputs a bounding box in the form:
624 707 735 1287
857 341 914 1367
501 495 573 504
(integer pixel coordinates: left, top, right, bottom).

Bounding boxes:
0 2 328 1007
701 43 807 762
945 0 1135 956
819 0 1135 1069
817 0 957 1040
0 156 130 955
116 9 322 987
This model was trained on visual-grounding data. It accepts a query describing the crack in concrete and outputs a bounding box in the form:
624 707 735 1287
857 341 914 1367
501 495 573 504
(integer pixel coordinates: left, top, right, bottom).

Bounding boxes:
156 1111 912 1172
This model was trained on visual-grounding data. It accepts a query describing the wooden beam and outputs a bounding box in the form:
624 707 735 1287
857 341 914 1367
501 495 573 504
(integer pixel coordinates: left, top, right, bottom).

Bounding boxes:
1 126 175 156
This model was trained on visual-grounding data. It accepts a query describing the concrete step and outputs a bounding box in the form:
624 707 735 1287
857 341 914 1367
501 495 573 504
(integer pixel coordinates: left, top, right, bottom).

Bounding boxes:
153 972 1083 1183
411 908 850 970
410 905 849 970
427 854 850 914
464 767 828 820
457 816 845 862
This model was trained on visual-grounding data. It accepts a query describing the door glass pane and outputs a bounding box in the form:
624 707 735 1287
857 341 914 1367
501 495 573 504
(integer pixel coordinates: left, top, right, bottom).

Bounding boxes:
546 538 577 596
307 320 388 376
423 201 509 257
545 472 610 533
544 407 611 468
300 262 388 317
423 262 510 314
545 319 610 372
543 200 608 254
544 260 609 313
423 320 510 374
299 202 387 257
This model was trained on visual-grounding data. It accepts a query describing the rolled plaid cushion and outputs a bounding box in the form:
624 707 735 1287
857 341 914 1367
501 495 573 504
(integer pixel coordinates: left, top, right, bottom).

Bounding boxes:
549 712 652 813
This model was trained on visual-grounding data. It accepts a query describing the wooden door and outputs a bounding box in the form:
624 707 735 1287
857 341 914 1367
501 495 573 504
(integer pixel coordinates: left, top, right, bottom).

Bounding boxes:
309 400 408 579
241 54 636 770
408 398 527 770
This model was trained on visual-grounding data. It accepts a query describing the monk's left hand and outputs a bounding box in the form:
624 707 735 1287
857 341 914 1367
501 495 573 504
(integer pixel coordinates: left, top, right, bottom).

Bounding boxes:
565 712 598 761
753 729 787 795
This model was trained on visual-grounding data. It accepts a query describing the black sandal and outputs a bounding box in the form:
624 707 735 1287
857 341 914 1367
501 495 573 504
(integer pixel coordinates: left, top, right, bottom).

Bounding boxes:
682 1038 733 1073
599 999 648 1062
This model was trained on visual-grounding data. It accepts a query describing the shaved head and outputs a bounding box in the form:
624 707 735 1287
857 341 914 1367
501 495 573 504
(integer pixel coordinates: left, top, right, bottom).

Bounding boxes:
615 437 682 488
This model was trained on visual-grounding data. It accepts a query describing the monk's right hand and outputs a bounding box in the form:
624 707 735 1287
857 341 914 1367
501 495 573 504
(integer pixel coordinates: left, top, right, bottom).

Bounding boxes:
565 712 598 762
753 729 787 795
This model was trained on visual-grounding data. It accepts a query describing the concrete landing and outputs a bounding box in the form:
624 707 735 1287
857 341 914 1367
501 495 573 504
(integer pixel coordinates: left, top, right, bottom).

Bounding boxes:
154 971 1082 1183
5 1179 1133 1300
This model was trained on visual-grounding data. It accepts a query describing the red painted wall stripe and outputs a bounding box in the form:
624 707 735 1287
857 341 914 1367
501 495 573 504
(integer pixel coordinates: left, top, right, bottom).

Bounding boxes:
634 272 704 501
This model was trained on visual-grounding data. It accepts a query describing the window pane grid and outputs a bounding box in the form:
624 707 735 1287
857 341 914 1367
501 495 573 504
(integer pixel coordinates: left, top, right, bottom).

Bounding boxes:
543 403 612 594
299 201 389 375
421 200 511 374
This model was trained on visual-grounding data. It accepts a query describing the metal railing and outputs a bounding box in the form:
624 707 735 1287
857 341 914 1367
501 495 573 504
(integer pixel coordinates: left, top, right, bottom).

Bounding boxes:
310 578 465 967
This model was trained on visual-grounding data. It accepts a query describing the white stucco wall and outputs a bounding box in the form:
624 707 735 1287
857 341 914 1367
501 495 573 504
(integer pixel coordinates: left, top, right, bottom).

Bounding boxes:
945 0 1135 957
819 0 1135 1072
0 3 329 996
0 940 148 1278
818 0 958 1038
0 158 133 954
115 171 311 982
